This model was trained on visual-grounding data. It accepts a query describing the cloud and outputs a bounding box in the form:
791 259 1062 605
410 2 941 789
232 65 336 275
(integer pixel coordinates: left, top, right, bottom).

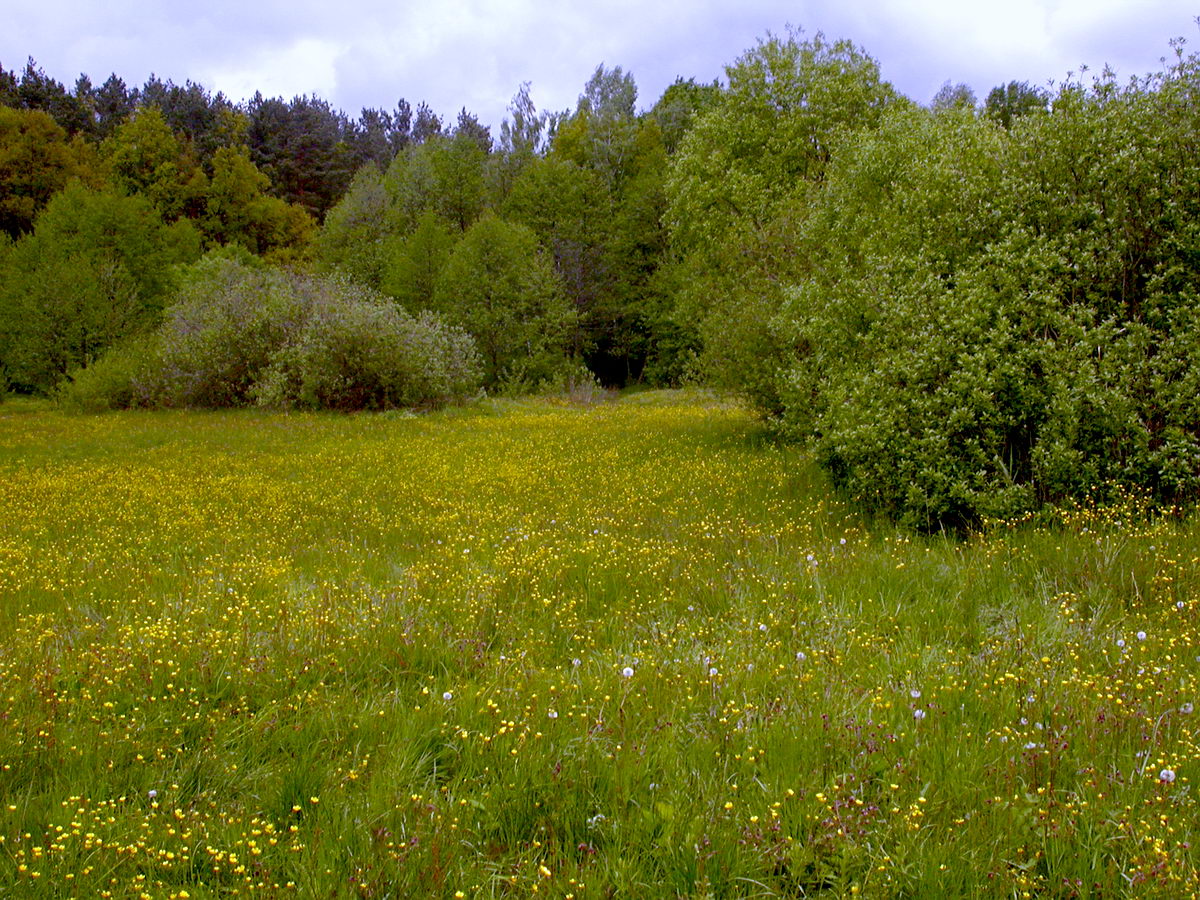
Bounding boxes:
3 0 1195 128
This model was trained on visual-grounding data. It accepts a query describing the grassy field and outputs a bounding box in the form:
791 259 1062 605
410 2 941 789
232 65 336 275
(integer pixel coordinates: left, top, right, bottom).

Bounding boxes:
0 390 1197 898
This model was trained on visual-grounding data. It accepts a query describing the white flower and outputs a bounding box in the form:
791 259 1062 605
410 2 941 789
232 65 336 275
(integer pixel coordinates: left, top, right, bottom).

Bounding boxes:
795 651 806 662
571 658 581 667
759 624 768 632
621 666 634 678
1159 768 1176 784
1137 631 1147 641
910 689 921 699
442 691 453 701
147 789 158 799
1116 639 1126 648
913 709 926 720
547 709 558 719
1180 702 1194 715
1177 601 1186 610
709 667 719 677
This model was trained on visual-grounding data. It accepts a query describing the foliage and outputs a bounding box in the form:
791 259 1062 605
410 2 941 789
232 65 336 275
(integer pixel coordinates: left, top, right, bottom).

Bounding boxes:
772 51 1200 528
128 253 480 410
433 213 573 389
202 145 315 260
381 210 458 310
383 133 489 234
984 79 1050 128
665 28 903 406
0 182 198 392
101 106 207 220
312 163 395 287
0 106 98 236
667 29 901 256
244 93 360 220
52 331 159 412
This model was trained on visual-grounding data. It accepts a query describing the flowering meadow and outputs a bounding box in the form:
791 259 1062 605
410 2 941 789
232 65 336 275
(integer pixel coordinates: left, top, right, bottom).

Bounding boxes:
0 391 1197 898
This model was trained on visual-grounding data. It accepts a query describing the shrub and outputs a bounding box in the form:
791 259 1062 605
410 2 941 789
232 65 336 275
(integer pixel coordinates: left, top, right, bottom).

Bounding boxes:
74 253 481 412
771 52 1200 529
252 300 480 411
54 333 159 412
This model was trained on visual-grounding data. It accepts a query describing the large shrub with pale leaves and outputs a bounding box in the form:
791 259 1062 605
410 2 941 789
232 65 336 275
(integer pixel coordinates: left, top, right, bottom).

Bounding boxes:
61 253 481 411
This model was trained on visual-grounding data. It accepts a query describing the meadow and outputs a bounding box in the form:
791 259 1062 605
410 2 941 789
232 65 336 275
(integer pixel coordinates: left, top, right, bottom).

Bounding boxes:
0 390 1197 898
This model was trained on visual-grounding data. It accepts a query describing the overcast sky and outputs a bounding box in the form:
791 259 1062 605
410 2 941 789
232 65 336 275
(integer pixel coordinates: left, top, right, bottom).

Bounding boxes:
5 1 1196 129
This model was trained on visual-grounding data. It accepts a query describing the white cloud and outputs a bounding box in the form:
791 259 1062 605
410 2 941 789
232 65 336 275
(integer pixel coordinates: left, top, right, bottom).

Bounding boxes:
2 0 1195 127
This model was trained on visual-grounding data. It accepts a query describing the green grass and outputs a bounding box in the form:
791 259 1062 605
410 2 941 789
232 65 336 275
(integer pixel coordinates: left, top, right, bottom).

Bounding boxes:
0 390 1197 897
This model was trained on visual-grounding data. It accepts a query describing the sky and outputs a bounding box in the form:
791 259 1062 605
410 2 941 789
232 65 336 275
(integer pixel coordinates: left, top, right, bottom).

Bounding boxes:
4 0 1197 130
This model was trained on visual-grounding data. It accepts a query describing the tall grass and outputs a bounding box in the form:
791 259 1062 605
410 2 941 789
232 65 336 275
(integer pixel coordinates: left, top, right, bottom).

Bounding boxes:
0 391 1196 897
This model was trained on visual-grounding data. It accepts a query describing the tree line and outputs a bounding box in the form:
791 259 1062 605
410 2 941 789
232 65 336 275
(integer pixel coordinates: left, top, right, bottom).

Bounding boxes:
3 30 1199 528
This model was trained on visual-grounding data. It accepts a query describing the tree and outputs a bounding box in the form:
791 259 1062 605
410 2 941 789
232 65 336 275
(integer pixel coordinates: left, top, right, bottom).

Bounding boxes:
492 83 555 199
931 81 977 112
15 58 90 135
503 156 614 359
384 133 488 234
203 145 314 259
984 80 1049 128
94 74 136 139
411 102 443 144
768 51 1200 528
352 101 412 168
314 163 395 287
667 29 901 255
245 93 358 220
102 106 208 220
432 214 573 387
553 64 640 190
453 108 492 154
649 77 721 154
381 210 457 310
0 183 199 391
0 107 96 237
664 29 903 407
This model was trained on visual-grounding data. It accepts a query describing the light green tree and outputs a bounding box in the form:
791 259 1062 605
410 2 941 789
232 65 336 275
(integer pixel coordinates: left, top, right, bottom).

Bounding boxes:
0 183 200 391
381 210 458 310
102 106 208 220
432 213 574 388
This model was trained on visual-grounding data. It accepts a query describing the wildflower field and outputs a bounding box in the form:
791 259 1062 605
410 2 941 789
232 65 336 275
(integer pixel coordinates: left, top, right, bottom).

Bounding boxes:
0 391 1197 898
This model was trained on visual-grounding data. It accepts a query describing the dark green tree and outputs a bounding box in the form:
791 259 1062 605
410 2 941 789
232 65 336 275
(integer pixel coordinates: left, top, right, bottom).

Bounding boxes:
984 80 1050 128
0 107 98 237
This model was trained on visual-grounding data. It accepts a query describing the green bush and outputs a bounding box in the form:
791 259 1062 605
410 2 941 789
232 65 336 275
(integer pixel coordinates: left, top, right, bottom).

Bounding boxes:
0 183 199 393
54 333 159 412
770 52 1200 529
